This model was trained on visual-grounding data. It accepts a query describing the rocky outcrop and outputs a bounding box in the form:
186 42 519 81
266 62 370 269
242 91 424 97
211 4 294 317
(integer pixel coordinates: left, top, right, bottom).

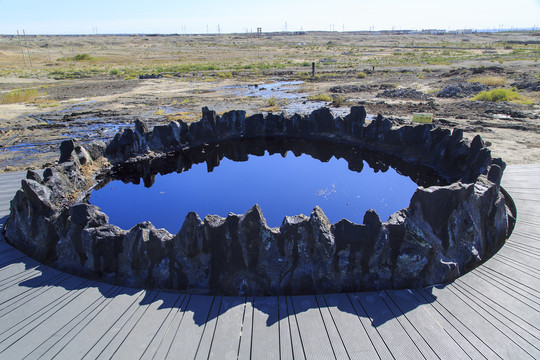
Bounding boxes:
436 82 487 98
3 107 511 296
104 106 499 184
376 88 431 100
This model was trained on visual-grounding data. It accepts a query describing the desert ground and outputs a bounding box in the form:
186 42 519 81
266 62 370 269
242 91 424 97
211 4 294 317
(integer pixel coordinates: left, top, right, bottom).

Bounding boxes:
0 31 539 171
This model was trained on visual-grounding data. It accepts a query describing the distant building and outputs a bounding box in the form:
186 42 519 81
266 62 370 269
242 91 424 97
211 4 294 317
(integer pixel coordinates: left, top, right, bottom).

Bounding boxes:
421 29 447 35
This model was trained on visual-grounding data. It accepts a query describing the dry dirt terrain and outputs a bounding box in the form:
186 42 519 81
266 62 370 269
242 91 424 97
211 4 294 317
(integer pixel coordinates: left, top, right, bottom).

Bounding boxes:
0 31 539 171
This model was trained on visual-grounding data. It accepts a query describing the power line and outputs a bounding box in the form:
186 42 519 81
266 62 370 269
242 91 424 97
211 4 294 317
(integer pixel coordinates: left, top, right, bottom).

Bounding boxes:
16 30 27 67
23 30 32 67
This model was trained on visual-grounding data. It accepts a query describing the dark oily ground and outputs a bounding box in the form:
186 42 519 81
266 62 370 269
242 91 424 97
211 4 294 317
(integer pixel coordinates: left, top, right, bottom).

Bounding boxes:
1 64 539 171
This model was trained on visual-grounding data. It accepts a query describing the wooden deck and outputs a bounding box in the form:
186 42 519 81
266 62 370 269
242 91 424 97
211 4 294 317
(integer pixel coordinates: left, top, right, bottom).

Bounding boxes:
0 165 539 359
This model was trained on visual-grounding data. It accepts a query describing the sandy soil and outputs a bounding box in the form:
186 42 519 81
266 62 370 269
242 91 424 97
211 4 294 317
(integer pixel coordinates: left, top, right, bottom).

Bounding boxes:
0 32 539 171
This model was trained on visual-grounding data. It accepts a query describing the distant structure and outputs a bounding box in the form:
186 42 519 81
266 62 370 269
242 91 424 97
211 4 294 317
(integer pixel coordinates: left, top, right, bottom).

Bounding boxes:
257 28 262 37
421 29 447 35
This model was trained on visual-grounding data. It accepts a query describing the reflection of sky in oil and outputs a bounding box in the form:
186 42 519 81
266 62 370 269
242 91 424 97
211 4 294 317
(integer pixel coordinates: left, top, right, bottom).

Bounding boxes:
90 152 419 233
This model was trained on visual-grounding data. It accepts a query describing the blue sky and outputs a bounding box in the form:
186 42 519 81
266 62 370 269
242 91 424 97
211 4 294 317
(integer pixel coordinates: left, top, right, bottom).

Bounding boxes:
1 0 539 34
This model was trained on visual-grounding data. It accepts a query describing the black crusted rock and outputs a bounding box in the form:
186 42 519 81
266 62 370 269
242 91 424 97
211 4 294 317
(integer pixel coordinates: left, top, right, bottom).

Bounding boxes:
4 106 510 296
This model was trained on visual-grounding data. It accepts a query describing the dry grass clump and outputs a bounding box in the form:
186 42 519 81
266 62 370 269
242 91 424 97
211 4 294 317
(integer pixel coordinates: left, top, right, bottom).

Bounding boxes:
58 53 94 62
260 96 280 112
165 111 199 122
0 88 39 104
331 95 345 107
308 94 332 102
266 96 277 107
468 75 507 86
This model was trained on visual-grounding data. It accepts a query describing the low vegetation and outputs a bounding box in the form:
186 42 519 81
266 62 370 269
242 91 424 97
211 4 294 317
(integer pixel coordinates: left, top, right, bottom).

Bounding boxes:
48 68 107 79
0 88 39 104
266 96 277 107
57 53 94 62
331 95 345 107
472 88 532 104
308 94 332 102
356 72 367 79
469 75 507 86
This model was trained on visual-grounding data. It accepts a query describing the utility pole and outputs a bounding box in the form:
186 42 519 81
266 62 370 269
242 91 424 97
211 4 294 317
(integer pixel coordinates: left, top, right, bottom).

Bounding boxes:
218 24 220 36
23 30 32 67
16 30 27 67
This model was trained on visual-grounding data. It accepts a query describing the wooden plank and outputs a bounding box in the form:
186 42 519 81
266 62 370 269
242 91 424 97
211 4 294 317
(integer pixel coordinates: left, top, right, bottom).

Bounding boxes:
208 296 245 360
314 294 350 359
483 259 540 290
0 262 45 289
139 294 191 360
110 292 185 360
164 295 215 359
16 285 121 360
250 296 280 359
0 273 74 316
319 293 382 359
410 288 492 359
378 291 439 358
290 295 335 359
353 291 424 359
285 296 305 360
506 238 540 254
475 267 540 304
0 241 18 253
504 245 540 264
0 270 69 307
90 291 162 360
385 289 476 359
237 297 254 359
0 281 102 359
429 284 537 359
450 281 540 355
512 204 540 218
0 277 92 342
277 296 294 360
0 264 40 289
507 240 540 255
0 250 27 268
59 289 148 360
344 293 393 359
194 296 223 360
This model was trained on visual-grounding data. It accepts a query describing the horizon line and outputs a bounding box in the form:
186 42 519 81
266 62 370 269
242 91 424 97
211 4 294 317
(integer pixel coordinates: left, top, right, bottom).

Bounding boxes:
1 27 539 37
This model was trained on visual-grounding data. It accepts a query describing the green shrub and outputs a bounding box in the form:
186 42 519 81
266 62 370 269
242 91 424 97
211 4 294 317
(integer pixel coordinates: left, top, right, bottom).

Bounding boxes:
472 88 532 104
218 71 233 79
356 72 367 79
58 53 93 61
267 96 277 107
74 53 92 61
